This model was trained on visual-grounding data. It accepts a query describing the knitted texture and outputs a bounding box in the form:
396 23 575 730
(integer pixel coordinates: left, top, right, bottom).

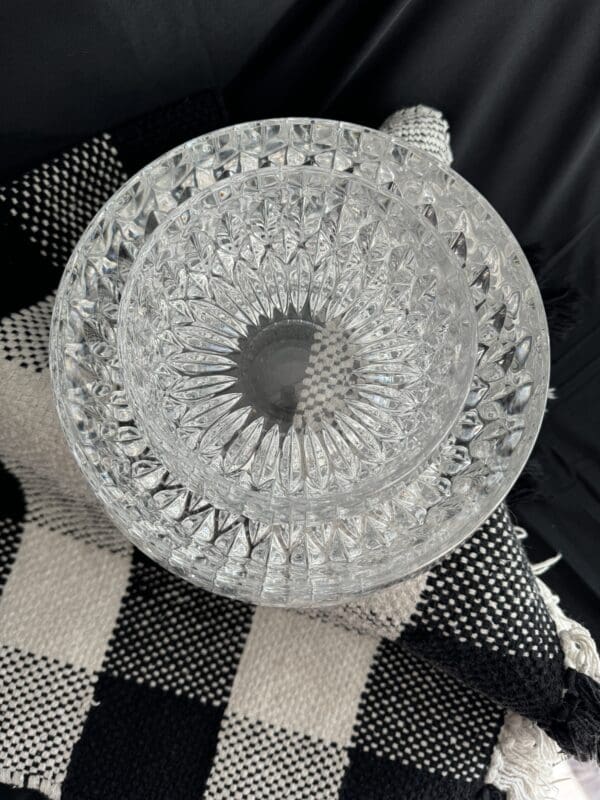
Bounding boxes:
0 97 598 800
381 105 453 166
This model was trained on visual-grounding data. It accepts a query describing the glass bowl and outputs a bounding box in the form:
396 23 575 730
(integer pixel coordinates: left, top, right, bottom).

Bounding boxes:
50 118 549 606
118 167 476 527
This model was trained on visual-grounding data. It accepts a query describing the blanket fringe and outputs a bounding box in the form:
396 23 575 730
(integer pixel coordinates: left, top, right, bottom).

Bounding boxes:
484 577 600 797
507 458 547 506
531 554 562 576
538 579 600 681
538 578 600 762
0 767 61 800
484 711 561 800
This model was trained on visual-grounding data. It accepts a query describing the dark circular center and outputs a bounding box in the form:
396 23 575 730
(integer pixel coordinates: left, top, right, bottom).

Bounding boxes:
236 319 318 425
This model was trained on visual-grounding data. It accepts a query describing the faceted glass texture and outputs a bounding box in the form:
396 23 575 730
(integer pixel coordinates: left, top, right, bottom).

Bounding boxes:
50 119 549 606
119 168 476 525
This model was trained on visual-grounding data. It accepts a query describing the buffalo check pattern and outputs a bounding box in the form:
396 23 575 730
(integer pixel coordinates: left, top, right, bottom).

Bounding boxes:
1 94 599 800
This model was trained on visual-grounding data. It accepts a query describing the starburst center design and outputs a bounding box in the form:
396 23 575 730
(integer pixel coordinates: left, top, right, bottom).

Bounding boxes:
120 167 475 519
232 313 319 428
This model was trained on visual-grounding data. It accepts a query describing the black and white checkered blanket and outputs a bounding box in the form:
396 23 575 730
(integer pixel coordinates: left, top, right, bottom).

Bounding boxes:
1 93 599 800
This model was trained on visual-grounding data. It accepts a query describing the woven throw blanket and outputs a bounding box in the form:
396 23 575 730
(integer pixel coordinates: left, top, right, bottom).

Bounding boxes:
1 95 599 800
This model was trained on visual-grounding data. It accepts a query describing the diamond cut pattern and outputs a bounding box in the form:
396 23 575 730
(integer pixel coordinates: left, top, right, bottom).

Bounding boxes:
51 119 549 605
120 169 473 520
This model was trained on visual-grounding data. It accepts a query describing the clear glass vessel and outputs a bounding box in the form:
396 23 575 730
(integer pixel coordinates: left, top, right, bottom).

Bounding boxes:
50 119 549 606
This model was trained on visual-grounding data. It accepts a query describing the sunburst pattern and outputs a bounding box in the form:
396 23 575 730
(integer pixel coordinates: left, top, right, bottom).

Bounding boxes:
120 169 475 518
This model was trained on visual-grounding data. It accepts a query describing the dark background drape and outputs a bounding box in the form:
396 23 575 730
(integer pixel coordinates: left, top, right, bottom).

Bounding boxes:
1 0 598 672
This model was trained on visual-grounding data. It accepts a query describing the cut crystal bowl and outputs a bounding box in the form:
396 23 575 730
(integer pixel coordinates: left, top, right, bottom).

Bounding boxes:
119 168 476 526
50 119 549 606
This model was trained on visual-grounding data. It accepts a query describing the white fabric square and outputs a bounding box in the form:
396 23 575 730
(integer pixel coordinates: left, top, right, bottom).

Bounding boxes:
228 607 378 745
0 522 130 672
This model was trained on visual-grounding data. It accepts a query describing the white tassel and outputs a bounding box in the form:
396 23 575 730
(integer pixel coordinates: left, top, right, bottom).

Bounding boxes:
484 711 562 800
531 554 562 576
537 578 600 681
484 564 600 798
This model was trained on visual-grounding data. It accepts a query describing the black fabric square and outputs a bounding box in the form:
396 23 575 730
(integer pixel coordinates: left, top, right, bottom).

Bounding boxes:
339 748 483 800
352 641 503 784
62 673 223 800
0 462 25 593
402 505 566 723
401 627 565 725
103 550 253 703
0 214 57 318
110 89 227 174
411 506 561 660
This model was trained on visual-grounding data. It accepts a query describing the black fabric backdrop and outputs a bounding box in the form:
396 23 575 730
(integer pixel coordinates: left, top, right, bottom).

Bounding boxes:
0 5 598 794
